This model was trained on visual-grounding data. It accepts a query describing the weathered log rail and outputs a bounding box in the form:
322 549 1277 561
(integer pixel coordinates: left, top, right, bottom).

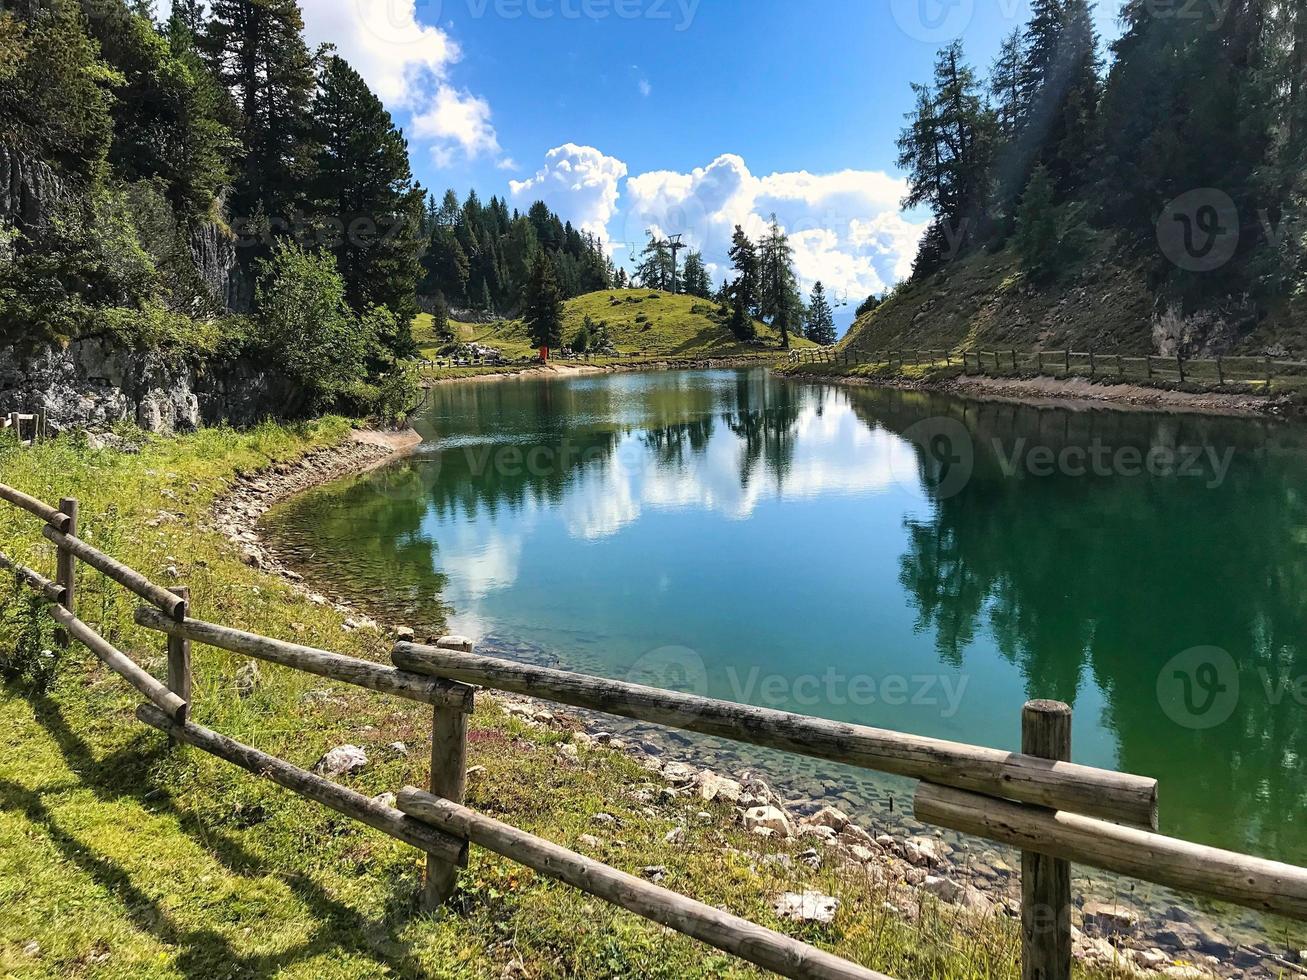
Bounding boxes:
789 345 1307 392
2 479 1305 980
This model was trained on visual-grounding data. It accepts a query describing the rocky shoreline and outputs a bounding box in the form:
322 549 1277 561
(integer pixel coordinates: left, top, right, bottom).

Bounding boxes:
217 427 1303 980
780 366 1296 420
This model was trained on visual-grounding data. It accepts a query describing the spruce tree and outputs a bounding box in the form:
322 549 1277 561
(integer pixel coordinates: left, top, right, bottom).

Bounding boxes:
805 282 837 345
727 225 760 328
759 215 799 346
202 0 317 231
524 251 564 349
1015 165 1059 281
310 55 424 330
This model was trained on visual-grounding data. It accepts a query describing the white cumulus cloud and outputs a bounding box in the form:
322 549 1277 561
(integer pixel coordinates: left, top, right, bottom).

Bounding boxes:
413 85 503 166
509 144 630 238
614 153 926 312
299 0 460 107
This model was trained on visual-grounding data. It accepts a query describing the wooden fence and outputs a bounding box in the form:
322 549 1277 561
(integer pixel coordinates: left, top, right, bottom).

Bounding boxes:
791 346 1307 391
3 481 1306 979
1 410 51 446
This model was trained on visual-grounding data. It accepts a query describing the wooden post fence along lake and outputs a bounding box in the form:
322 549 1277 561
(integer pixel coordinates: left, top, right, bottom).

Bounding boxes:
9 480 1307 980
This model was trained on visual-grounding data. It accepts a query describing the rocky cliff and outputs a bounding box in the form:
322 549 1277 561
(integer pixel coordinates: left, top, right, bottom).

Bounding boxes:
0 338 296 433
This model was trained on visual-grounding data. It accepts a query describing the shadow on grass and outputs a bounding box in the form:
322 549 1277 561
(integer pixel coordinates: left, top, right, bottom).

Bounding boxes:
7 685 435 978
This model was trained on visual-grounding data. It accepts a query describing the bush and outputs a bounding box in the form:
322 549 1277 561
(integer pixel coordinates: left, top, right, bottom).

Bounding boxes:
254 240 370 412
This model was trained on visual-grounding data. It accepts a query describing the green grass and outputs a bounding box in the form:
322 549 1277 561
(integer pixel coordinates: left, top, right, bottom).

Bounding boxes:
412 290 814 367
0 423 1125 979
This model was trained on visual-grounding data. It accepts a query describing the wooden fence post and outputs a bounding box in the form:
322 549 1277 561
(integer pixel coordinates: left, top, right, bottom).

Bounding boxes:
54 497 78 647
1177 354 1185 384
1064 349 1071 375
1145 356 1153 379
167 586 192 722
1266 356 1273 388
423 635 475 910
1037 351 1044 373
1216 356 1224 386
1011 350 1018 372
1021 700 1073 980
1088 350 1095 377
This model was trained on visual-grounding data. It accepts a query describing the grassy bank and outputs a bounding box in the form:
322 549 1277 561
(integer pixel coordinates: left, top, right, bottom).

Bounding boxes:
0 422 1120 979
413 290 814 365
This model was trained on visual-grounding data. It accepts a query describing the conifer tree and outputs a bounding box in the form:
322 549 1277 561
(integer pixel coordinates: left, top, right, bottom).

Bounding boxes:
202 0 318 230
310 55 424 332
524 251 564 349
805 282 837 345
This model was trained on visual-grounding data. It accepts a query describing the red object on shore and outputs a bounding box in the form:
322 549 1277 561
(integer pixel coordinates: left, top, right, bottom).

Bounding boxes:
539 346 549 362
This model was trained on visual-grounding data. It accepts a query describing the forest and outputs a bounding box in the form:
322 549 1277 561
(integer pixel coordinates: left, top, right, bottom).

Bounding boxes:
894 0 1307 326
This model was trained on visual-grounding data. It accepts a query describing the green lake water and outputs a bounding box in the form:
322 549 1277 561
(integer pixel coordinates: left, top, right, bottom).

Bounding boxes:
264 368 1307 873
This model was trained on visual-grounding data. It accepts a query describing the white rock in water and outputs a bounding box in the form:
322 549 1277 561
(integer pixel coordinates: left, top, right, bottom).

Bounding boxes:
742 806 793 838
314 744 368 776
773 890 839 924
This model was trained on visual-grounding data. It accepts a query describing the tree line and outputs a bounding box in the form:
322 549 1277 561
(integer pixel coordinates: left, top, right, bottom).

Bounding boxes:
628 221 839 347
895 0 1307 317
0 0 622 412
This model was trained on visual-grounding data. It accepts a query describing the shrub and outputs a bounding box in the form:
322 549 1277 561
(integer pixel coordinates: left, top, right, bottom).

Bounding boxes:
255 240 370 412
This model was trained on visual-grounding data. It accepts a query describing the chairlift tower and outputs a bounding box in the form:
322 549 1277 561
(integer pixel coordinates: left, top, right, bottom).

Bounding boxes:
667 233 687 295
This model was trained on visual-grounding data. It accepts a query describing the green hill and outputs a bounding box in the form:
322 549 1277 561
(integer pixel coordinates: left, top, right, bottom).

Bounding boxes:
415 290 811 362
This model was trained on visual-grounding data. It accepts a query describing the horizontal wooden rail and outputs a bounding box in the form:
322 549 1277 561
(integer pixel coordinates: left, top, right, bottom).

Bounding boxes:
397 788 888 980
392 643 1158 828
42 526 185 619
135 608 474 711
914 782 1307 922
136 707 467 865
0 484 72 532
49 606 188 722
0 550 67 605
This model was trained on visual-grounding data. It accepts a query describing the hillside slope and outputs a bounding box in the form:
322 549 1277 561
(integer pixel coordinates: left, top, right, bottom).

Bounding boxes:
842 237 1307 359
416 290 810 361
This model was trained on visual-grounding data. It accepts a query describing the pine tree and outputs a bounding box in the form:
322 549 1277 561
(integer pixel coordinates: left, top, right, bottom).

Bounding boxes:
310 55 424 331
682 251 712 298
991 29 1026 141
202 0 318 231
805 282 837 345
1015 165 1059 281
759 215 799 347
635 232 673 290
524 251 564 349
431 292 454 343
897 41 996 274
727 225 760 332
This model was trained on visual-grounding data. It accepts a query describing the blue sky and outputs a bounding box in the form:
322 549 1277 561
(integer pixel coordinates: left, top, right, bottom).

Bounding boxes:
166 0 1123 325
